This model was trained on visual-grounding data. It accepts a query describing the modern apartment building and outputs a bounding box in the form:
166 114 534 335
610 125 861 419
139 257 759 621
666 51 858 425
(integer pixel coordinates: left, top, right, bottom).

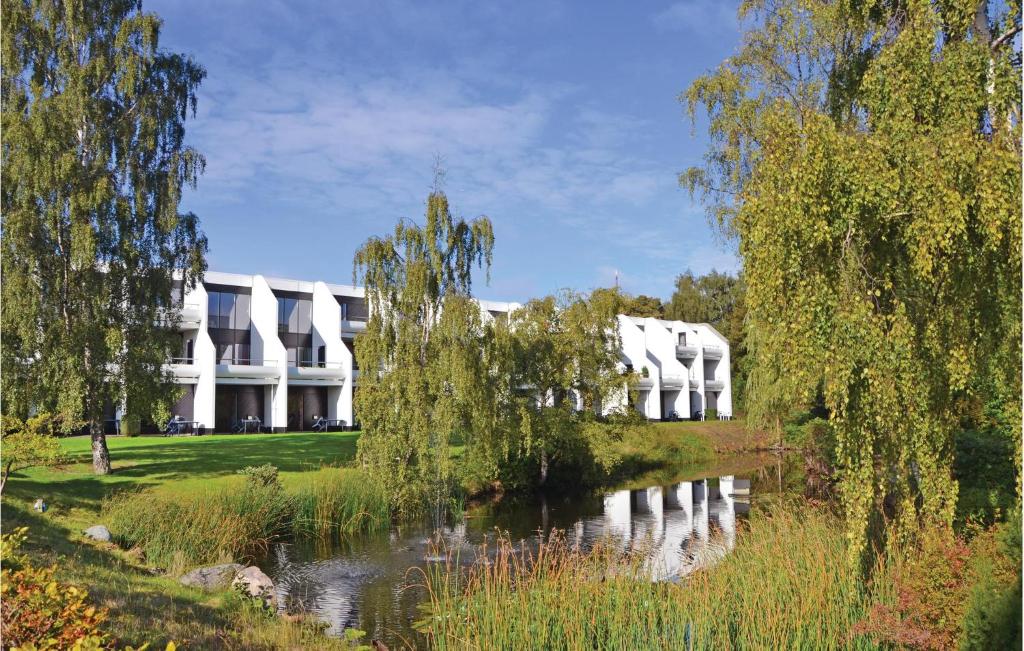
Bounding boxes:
614 316 732 420
161 272 730 432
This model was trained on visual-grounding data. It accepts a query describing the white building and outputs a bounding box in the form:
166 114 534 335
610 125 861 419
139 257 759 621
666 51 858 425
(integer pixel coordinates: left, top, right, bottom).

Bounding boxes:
613 316 732 420
161 272 730 432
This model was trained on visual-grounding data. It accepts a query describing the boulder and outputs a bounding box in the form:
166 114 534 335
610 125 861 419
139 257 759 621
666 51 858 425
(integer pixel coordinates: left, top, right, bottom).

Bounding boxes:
83 525 111 542
233 565 276 607
179 563 244 591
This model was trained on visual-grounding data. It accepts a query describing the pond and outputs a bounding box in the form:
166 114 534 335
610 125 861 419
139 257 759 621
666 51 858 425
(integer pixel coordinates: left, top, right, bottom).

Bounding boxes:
259 452 804 649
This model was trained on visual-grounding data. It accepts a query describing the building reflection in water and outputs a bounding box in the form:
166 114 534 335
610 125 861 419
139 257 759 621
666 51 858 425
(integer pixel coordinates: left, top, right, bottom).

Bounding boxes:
268 475 751 636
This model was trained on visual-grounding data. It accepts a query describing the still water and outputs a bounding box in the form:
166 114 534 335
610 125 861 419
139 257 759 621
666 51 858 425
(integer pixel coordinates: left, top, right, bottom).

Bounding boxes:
260 453 799 648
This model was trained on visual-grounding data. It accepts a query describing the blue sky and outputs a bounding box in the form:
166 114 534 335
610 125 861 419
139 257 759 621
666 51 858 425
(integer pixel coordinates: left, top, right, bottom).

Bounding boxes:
148 0 743 303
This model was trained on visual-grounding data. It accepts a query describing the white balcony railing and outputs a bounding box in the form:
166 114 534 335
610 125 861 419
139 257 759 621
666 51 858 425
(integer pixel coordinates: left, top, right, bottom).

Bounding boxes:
705 379 725 391
675 344 698 359
702 345 723 360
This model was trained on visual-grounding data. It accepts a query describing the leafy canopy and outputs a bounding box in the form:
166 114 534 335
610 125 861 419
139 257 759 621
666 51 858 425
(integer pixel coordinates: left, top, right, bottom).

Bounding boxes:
684 0 1021 566
1 0 209 472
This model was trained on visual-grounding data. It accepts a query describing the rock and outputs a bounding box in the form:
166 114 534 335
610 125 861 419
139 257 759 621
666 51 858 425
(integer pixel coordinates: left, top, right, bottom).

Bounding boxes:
179 563 244 591
233 565 276 607
83 525 111 542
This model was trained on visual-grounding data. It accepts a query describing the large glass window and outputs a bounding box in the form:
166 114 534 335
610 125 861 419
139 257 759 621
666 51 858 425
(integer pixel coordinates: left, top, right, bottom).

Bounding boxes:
278 297 311 334
340 297 368 322
208 291 250 330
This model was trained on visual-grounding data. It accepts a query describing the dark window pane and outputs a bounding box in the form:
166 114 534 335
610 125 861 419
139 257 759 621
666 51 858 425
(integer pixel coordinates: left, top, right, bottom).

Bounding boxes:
236 344 250 365
220 292 235 328
208 292 220 327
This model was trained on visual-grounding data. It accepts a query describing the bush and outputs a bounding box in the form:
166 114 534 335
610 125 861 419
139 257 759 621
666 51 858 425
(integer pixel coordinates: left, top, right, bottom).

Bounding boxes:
237 463 281 488
704 408 718 420
120 413 142 437
1 414 68 493
0 528 110 650
953 428 1016 527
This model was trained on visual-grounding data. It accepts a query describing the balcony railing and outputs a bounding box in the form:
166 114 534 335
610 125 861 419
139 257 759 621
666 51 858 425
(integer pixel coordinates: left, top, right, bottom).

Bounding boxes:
705 379 725 391
169 356 194 365
291 360 344 369
675 344 698 359
217 357 278 367
689 376 699 389
702 345 723 359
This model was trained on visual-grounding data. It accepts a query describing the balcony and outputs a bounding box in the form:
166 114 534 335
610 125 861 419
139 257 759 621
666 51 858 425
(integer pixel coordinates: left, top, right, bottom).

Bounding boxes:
156 302 202 330
216 358 281 382
675 344 698 359
702 345 723 360
661 374 686 389
287 360 346 383
636 376 655 390
705 379 725 391
166 357 199 382
341 318 367 335
689 376 699 389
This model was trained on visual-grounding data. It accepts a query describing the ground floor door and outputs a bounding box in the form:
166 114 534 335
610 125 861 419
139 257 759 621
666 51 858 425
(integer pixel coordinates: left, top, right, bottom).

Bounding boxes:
215 386 265 432
287 387 327 431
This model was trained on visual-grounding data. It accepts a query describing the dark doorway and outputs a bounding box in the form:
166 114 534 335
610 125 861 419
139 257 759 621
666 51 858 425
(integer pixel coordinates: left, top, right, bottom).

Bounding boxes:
215 386 265 432
287 387 327 431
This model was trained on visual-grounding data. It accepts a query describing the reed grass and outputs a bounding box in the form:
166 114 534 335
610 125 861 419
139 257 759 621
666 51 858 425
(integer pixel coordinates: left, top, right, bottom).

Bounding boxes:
290 467 389 540
104 468 387 573
424 505 882 650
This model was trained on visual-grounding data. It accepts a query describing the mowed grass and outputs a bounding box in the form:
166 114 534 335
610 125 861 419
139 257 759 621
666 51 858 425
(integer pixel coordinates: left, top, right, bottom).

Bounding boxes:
5 431 361 527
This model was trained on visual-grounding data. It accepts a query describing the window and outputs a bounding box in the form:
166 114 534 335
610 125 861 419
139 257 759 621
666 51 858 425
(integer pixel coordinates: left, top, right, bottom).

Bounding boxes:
678 333 687 346
209 291 250 330
278 297 311 334
340 297 367 321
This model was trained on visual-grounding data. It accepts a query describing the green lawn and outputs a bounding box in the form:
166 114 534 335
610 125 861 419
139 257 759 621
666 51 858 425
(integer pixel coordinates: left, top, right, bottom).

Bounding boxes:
3 431 364 649
6 431 361 524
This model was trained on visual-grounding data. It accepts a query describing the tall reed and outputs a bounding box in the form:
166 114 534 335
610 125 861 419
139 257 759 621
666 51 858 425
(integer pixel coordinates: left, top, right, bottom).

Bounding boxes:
105 478 293 572
104 469 388 573
289 468 389 540
424 506 881 650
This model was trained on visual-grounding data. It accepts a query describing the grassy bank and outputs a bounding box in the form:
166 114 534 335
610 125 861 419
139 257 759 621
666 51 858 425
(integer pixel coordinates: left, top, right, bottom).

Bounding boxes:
2 431 378 648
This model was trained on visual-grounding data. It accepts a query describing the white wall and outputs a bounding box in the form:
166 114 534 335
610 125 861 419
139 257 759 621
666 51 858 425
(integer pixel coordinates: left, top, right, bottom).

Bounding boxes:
188 282 216 430
251 276 288 430
312 282 353 425
643 318 690 418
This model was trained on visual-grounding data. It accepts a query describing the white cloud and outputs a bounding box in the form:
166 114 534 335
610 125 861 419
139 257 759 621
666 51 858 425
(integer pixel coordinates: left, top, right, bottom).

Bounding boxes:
652 1 738 35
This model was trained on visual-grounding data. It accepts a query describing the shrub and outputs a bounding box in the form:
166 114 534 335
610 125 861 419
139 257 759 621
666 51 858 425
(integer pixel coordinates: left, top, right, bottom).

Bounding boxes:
704 408 718 420
237 463 281 488
120 414 142 437
0 528 110 650
0 414 68 493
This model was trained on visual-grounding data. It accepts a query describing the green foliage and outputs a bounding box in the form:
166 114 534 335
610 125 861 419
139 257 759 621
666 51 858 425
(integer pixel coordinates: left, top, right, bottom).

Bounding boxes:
120 414 142 438
488 289 631 490
960 515 1022 650
953 428 1017 527
1 0 209 473
236 463 281 488
425 507 879 649
290 469 389 540
105 479 294 572
0 414 68 493
620 293 664 318
353 176 495 519
684 0 1022 566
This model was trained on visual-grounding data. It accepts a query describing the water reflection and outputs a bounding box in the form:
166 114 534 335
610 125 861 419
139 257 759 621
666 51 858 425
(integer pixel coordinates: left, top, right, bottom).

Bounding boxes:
266 472 757 644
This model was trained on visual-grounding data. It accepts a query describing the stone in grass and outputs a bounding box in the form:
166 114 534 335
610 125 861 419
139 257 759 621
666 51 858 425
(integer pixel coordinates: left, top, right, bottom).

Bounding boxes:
179 563 245 591
83 525 111 542
233 566 276 608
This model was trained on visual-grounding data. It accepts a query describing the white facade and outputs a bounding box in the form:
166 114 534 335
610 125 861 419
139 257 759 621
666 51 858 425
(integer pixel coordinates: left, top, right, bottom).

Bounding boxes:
612 316 732 420
165 272 730 431
166 271 520 432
